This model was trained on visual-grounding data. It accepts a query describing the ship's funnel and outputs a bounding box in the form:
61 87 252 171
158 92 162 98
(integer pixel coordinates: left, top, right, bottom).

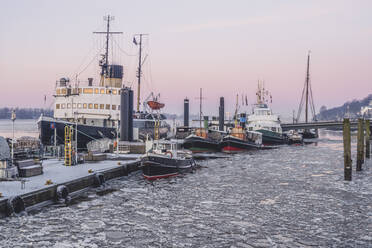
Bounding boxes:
105 65 123 88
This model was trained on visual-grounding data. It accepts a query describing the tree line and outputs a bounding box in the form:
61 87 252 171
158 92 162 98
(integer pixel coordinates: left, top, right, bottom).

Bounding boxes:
0 108 53 119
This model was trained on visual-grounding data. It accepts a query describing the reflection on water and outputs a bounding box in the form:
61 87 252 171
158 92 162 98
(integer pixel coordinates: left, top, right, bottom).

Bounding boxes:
0 129 371 247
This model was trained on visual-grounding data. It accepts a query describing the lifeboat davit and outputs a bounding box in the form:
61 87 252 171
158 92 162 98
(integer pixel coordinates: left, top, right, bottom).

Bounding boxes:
147 101 165 110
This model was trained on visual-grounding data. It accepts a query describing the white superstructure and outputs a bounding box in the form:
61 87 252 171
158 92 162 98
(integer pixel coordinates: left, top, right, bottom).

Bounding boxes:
53 77 121 128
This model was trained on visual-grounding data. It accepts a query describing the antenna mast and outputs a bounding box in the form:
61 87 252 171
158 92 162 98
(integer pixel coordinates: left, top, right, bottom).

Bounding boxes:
93 15 122 86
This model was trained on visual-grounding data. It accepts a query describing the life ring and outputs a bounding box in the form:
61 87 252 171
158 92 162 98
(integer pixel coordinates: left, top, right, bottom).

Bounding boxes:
94 173 105 187
56 185 70 204
165 151 173 158
7 196 25 216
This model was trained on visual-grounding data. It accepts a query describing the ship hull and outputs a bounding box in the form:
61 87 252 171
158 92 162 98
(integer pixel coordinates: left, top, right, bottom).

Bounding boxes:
141 155 195 180
182 135 220 153
38 118 116 150
256 129 286 145
220 136 260 153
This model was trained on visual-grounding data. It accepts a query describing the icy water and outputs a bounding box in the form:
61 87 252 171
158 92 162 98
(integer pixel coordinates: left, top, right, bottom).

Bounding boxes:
0 130 371 247
0 119 38 138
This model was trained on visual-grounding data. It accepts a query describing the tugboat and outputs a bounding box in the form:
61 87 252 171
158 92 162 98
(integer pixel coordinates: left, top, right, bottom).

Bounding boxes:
141 140 196 180
38 16 170 149
183 128 220 153
246 82 286 145
220 126 262 153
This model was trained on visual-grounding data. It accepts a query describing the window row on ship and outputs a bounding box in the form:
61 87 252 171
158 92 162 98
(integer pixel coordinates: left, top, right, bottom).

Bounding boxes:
56 103 120 110
56 88 120 95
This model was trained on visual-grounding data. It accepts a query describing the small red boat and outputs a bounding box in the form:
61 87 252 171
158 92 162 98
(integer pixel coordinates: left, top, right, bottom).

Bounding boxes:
147 100 165 110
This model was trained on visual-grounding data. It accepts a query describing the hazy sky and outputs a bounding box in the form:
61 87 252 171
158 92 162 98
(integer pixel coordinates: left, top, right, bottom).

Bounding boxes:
0 0 371 120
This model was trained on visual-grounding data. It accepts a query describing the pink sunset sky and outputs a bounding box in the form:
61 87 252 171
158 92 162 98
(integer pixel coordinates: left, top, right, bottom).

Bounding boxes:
0 0 371 120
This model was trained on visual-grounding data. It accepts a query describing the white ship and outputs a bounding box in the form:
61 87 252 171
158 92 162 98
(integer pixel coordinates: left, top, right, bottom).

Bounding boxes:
246 82 285 145
38 16 169 149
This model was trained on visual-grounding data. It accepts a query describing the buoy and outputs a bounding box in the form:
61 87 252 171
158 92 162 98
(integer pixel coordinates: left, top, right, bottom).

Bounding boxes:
7 196 25 216
93 173 105 187
45 179 53 185
56 185 70 204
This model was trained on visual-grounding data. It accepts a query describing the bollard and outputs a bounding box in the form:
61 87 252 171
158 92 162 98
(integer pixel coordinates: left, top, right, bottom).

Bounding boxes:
343 119 352 181
356 118 364 171
366 120 370 159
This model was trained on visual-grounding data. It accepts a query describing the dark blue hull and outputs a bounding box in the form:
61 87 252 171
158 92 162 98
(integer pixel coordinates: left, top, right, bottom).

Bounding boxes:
38 119 116 150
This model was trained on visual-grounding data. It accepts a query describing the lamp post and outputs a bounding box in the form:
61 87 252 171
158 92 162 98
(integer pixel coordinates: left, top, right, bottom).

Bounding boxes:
11 110 16 166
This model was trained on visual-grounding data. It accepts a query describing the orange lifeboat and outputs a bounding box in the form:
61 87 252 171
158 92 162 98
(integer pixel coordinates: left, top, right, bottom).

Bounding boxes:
147 100 165 110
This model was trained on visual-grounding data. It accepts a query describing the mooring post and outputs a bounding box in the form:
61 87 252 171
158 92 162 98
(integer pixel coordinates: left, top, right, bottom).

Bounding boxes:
366 120 370 159
356 118 364 171
343 118 352 180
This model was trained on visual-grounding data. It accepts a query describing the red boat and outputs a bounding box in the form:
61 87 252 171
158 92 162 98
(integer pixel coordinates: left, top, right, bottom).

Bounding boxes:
147 100 165 110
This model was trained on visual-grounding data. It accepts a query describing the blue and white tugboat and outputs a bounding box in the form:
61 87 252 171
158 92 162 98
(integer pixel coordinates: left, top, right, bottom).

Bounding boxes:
141 140 196 180
38 16 169 149
246 82 286 145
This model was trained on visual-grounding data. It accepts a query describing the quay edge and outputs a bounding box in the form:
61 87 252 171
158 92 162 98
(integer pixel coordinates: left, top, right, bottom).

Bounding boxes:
0 161 140 218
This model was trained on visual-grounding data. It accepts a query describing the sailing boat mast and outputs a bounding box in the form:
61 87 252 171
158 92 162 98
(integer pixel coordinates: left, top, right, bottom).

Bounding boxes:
93 15 122 86
133 33 148 112
305 52 310 123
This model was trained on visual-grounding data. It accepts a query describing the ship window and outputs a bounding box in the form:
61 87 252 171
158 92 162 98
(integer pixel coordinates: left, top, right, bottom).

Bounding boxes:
88 103 93 109
83 103 87 109
56 104 60 109
100 104 104 109
61 104 65 109
61 88 67 95
67 103 71 109
112 90 117 95
100 89 105 94
94 104 98 109
106 89 111 94
72 103 76 109
118 105 120 110
83 88 93 94
73 88 78 94
77 103 82 109
106 104 110 110
56 89 61 95
78 88 82 94
112 105 116 110
94 88 99 94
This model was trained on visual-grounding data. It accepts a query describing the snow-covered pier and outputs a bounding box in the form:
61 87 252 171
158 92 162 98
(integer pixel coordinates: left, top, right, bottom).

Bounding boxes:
0 156 141 217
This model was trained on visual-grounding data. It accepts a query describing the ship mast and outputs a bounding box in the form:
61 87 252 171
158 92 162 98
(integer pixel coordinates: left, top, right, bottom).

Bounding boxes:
296 51 316 123
305 52 310 123
93 15 122 86
133 33 148 112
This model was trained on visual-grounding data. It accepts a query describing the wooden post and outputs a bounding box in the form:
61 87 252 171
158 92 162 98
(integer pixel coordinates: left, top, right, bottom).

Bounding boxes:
356 118 364 171
343 118 352 181
366 120 370 159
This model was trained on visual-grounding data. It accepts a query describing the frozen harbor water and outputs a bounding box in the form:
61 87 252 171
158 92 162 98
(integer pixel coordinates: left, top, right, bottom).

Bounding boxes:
0 130 371 247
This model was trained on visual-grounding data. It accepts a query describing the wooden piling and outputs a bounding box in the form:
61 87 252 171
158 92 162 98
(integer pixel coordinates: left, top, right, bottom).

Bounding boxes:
356 118 364 171
343 118 352 181
366 120 370 159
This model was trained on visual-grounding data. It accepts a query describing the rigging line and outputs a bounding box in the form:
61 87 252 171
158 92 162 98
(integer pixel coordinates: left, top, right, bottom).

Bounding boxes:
74 47 105 78
112 37 138 56
71 40 103 78
296 80 307 122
